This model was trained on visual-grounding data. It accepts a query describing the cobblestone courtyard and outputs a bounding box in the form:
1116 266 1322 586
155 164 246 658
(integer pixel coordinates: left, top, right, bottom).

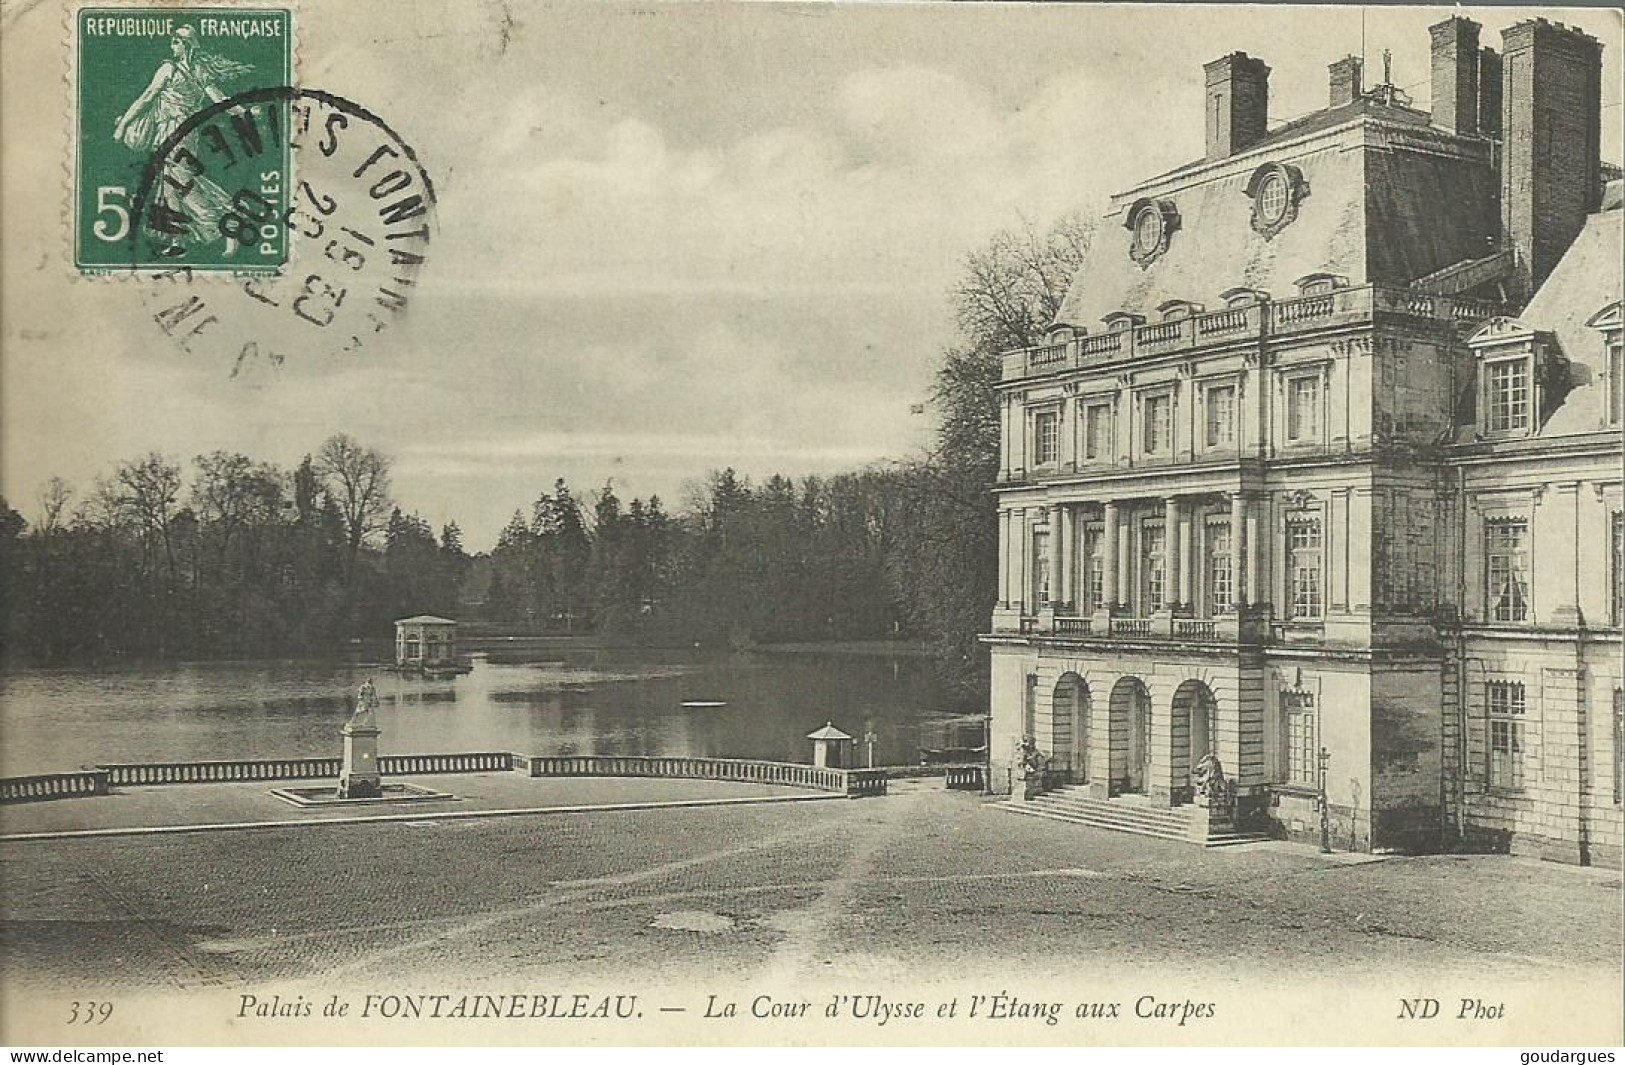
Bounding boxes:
2 785 1621 1043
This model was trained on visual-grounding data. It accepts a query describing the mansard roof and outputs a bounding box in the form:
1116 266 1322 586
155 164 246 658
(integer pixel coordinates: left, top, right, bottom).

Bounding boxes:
1519 207 1624 436
1053 103 1497 329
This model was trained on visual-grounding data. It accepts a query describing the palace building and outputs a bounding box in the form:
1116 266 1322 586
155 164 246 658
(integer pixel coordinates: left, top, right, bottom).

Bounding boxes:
984 17 1624 864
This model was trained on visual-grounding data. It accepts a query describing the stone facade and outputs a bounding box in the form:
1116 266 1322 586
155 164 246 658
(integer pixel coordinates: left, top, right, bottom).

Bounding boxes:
984 17 1623 865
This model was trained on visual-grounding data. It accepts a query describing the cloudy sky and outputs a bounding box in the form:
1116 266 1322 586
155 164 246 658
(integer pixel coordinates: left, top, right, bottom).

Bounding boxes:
2 1 1620 549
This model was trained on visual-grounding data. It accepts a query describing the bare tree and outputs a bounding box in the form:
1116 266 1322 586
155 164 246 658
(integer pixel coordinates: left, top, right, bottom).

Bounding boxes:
35 476 73 534
110 453 184 577
886 210 1094 698
951 209 1094 353
314 433 393 567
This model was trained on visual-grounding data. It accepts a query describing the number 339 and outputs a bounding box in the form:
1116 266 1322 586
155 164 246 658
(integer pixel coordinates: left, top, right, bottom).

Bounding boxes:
68 1001 114 1024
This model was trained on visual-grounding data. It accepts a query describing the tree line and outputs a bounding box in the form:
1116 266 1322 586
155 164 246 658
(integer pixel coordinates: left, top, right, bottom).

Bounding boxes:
0 213 1091 700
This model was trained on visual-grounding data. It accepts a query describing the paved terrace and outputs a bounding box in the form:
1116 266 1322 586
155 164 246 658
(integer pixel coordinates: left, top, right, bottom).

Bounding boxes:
3 786 1619 1043
0 772 830 838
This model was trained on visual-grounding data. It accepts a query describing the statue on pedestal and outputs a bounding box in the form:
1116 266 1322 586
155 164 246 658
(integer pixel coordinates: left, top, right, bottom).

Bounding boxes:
349 678 379 730
339 677 383 799
1012 735 1049 801
1192 749 1236 818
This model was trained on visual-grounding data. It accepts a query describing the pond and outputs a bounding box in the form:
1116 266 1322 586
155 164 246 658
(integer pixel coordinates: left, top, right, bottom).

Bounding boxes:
0 644 983 776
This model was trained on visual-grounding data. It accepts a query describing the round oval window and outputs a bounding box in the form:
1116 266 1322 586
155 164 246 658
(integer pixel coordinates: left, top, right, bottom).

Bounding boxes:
1258 172 1289 224
1134 207 1163 251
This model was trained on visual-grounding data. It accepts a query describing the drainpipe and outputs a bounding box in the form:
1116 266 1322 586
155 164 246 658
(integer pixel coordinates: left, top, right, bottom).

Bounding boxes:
1454 464 1469 844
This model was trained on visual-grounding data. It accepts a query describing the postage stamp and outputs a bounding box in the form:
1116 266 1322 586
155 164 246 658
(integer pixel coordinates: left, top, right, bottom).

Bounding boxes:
74 6 294 274
135 87 437 374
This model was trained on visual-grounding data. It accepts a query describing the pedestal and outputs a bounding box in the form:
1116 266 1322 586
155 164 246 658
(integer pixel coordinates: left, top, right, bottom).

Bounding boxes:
1188 798 1234 843
1011 771 1045 802
339 722 382 799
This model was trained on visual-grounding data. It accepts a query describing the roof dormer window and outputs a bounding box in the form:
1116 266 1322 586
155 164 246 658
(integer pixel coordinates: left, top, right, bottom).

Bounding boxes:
1467 317 1560 439
1102 311 1146 333
1124 198 1179 269
1586 301 1622 427
1245 163 1308 240
1135 208 1164 251
1156 299 1205 322
1220 286 1268 308
1293 273 1348 297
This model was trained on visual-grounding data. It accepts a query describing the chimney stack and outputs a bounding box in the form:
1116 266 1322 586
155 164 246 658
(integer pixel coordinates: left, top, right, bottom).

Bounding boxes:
1329 55 1363 107
1478 46 1503 136
1500 19 1603 296
1430 16 1481 134
1204 53 1271 160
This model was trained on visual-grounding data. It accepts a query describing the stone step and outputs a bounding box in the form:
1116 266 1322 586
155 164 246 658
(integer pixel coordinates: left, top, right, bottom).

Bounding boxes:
997 801 1193 843
1030 793 1192 826
1027 801 1190 831
997 791 1271 848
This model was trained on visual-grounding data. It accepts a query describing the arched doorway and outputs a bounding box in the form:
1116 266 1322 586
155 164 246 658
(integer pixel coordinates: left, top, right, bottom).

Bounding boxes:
1171 680 1218 805
1053 674 1091 783
1108 677 1152 795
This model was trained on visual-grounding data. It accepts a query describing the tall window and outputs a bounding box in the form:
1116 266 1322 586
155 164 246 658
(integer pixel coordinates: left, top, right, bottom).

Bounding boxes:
1032 529 1051 607
1485 520 1530 623
1034 410 1060 466
1487 680 1527 790
1141 524 1166 613
1207 521 1233 615
1485 358 1531 433
1286 516 1322 619
1206 384 1236 446
1142 394 1171 455
1608 337 1622 426
1084 402 1110 461
1612 512 1623 627
1282 691 1316 786
1286 376 1319 441
1614 688 1623 806
1080 525 1104 614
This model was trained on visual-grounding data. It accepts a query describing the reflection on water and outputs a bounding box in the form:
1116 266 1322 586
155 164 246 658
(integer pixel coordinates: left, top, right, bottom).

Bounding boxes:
0 647 968 775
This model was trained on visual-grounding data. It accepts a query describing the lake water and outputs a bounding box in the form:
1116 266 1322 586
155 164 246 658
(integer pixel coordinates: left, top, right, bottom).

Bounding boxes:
0 646 979 776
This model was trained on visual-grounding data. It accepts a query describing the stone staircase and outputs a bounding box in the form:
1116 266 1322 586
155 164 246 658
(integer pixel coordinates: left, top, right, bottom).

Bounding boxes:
996 785 1269 848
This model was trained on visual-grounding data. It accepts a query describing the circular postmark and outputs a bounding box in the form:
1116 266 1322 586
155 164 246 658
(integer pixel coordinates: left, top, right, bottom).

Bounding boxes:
129 87 436 376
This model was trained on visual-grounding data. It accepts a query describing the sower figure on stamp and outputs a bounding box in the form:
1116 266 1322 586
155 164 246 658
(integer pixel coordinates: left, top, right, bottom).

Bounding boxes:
113 25 252 255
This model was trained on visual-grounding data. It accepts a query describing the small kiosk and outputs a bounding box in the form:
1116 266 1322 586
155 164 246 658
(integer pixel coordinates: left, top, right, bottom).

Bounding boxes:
806 721 854 769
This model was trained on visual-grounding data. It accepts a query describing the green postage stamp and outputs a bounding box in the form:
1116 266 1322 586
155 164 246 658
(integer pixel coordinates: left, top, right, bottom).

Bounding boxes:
74 6 294 274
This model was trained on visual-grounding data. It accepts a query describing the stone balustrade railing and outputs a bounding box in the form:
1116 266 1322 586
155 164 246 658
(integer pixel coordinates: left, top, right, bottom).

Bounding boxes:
845 768 889 797
100 758 342 786
0 770 111 803
1173 618 1219 640
512 753 877 795
1000 286 1505 381
381 752 513 775
89 753 517 788
943 764 986 791
4 751 891 803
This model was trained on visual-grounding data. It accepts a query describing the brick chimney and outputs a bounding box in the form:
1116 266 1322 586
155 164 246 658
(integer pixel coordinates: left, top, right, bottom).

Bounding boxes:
1204 53 1270 160
1500 19 1604 296
1329 55 1363 107
1478 46 1503 136
1430 16 1481 134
